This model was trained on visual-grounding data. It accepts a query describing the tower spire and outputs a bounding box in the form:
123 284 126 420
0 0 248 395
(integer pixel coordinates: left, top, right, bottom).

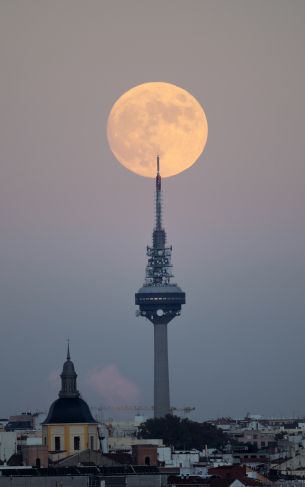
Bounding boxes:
67 338 70 360
59 343 80 398
155 156 162 230
144 156 173 285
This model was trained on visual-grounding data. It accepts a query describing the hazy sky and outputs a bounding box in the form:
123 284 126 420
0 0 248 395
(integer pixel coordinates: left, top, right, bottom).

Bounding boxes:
1 0 305 421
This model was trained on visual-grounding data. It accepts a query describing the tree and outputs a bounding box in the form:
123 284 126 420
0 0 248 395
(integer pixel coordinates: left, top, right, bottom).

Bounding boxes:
138 415 228 450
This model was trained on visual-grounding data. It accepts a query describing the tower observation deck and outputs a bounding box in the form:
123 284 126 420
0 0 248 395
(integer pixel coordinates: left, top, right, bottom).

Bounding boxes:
135 157 185 418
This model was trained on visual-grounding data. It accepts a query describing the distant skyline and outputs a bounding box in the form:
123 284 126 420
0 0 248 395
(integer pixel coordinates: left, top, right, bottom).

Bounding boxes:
0 0 305 420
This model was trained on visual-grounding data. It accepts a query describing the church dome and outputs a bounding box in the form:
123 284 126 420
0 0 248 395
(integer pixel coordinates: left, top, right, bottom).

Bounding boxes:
43 342 96 425
43 397 96 424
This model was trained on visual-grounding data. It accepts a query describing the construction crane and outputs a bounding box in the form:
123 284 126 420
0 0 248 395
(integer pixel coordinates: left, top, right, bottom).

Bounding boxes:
91 405 195 421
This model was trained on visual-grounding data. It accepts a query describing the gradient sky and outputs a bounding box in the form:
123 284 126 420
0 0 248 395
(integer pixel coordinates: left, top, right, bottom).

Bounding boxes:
1 0 305 421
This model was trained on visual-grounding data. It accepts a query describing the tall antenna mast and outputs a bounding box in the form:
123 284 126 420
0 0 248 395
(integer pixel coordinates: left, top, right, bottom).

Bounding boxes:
155 155 162 231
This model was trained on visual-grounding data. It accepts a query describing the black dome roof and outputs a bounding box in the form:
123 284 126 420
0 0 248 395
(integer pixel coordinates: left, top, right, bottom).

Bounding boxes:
43 397 96 424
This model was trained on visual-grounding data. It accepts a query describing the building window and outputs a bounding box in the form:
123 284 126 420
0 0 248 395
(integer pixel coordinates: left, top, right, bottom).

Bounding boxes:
90 436 94 450
74 436 80 451
55 436 61 452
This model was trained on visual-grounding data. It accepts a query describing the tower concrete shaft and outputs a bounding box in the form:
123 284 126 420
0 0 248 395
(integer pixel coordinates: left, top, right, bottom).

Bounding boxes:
154 323 170 417
135 157 185 418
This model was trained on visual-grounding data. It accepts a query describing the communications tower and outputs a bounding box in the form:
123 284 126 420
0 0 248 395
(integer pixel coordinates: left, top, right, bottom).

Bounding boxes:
135 157 185 418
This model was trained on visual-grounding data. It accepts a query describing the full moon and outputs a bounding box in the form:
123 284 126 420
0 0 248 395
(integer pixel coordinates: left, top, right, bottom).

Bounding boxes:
107 82 208 178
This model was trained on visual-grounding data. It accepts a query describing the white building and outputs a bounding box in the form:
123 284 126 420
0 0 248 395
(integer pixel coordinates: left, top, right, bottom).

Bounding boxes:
0 431 17 463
